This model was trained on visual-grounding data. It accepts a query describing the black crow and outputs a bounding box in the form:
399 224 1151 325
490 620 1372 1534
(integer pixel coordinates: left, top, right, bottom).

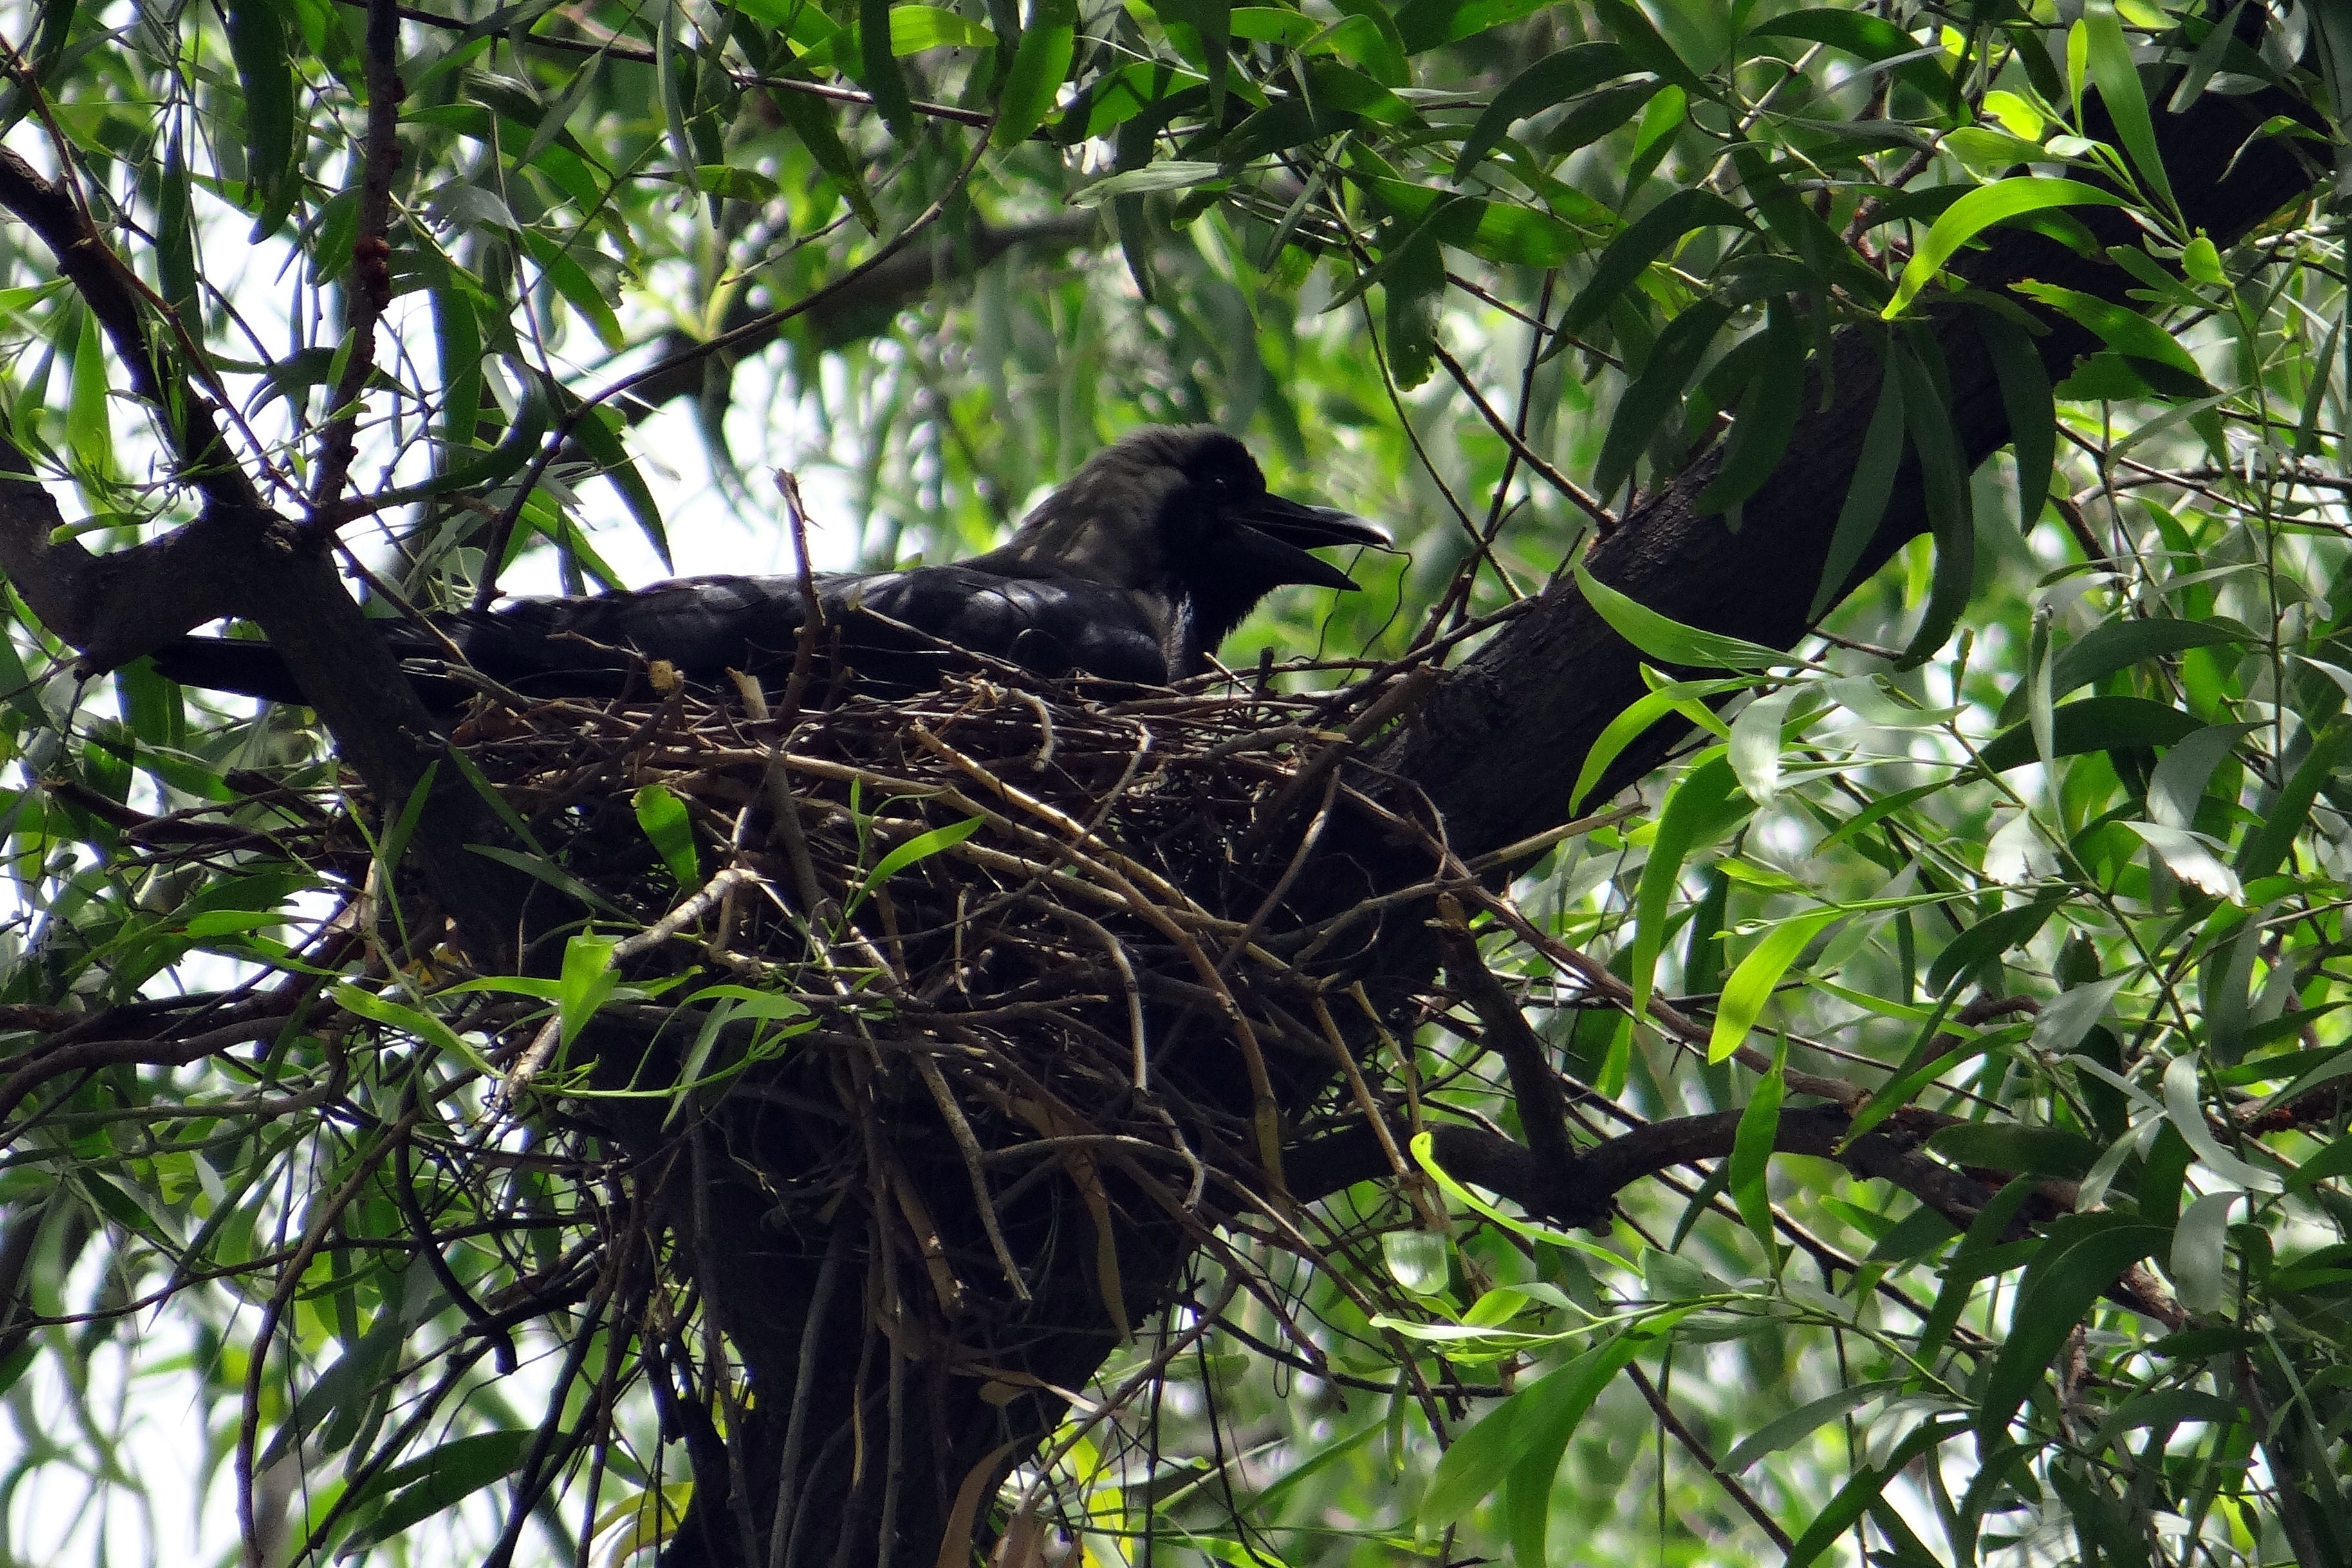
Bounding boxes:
153 426 1384 706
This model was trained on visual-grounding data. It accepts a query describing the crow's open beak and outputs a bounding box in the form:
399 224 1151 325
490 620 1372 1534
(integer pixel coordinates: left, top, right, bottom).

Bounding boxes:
1235 493 1392 591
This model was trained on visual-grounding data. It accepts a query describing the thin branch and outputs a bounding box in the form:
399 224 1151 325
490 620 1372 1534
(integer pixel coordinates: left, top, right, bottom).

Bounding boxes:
1431 341 1613 529
1434 896 1579 1186
472 125 997 605
0 147 266 526
389 3 994 128
306 0 408 524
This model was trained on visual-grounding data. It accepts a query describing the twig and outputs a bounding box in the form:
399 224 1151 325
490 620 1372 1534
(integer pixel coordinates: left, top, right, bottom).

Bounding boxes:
306 0 407 523
1435 894 1580 1183
1432 341 1614 529
472 128 998 605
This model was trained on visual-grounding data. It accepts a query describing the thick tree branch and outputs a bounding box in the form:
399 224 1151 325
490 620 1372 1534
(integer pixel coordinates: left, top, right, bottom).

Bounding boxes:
1284 1103 1985 1238
1376 85 2326 865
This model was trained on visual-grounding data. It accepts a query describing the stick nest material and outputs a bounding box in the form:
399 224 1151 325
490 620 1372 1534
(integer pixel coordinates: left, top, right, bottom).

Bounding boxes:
441 667 1410 1324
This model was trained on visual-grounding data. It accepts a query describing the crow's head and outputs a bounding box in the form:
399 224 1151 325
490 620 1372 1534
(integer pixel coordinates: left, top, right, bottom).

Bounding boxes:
977 425 1388 674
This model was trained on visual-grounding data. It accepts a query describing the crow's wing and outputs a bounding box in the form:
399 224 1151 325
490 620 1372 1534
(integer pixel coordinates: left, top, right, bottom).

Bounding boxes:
153 567 1170 706
836 569 1168 689
450 567 1168 694
445 575 813 694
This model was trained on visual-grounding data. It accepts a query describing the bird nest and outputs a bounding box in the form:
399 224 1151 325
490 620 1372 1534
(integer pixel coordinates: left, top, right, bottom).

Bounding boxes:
427 667 1420 1322
85 663 1441 1556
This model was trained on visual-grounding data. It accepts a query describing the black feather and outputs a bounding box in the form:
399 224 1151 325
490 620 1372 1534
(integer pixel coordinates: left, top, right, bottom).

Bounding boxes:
153 426 1385 708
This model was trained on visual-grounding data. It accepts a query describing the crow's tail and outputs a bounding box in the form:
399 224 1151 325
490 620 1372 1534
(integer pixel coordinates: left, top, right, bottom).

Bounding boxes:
150 638 310 705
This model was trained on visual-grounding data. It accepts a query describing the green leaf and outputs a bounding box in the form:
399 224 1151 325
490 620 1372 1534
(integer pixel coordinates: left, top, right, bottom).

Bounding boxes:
856 0 916 133
434 288 483 448
158 134 199 323
849 816 985 915
2235 719 2347 883
2011 281 2207 381
557 931 622 1049
1973 696 2203 773
1719 1381 1902 1473
1352 176 1584 268
519 229 623 351
1502 1329 1654 1565
633 784 701 887
518 49 605 170
65 304 112 480
1568 674 1754 811
1572 560 1796 671
1865 1204 1960 1263
1726 687 1793 806
1746 8 1946 100
1076 60 1209 136
1927 1123 2102 1179
1393 0 1548 52
1923 896 2062 997
1998 618 2254 725
1304 59 1416 123
1694 299 1806 516
1326 0 1407 87
1452 43 1640 180
1070 162 1229 205
2082 5 2173 211
888 4 991 51
1978 1215 2166 1439
1977 309 2053 537
768 48 880 232
2161 1054 2280 1193
333 984 495 1072
1631 752 1754 1015
413 379 550 499
1411 1133 1633 1262
1810 344 1905 618
2145 1327 2264 1363
1787 1417 1968 1567
340 1431 532 1552
1421 1330 1649 1530
1557 190 1749 338
1380 215 1447 389
2124 820 2243 903
1882 180 2129 317
569 404 670 570
656 3 699 208
993 0 1077 146
2169 3 2247 113
261 1267 442 1469
1584 0 1705 93
2169 1190 2242 1314
1711 910 1841 1062
1591 299 1730 503
2286 1127 2352 1192
227 0 298 238
1891 339 1973 667
1729 1035 1788 1249
1537 79 1659 161
690 163 782 203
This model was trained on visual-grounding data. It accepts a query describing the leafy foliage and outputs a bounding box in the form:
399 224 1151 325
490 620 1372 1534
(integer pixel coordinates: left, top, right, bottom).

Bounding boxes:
0 0 2347 1564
